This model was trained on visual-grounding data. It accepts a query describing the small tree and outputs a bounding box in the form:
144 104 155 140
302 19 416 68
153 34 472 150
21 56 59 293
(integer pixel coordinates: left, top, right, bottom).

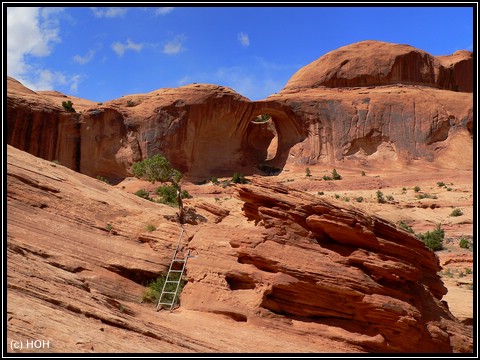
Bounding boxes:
62 100 76 112
305 168 312 177
131 155 186 223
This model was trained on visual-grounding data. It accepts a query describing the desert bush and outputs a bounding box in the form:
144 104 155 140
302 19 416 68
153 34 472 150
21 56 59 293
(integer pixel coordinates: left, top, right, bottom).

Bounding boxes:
450 208 463 217
211 176 219 185
465 268 472 274
376 190 386 204
356 196 364 202
414 186 421 192
361 171 366 176
459 238 470 249
398 221 414 234
437 181 445 187
332 168 342 180
105 223 113 232
62 100 76 112
305 168 312 177
141 274 186 304
135 189 151 200
317 191 324 195
417 224 444 251
232 172 247 184
145 224 156 232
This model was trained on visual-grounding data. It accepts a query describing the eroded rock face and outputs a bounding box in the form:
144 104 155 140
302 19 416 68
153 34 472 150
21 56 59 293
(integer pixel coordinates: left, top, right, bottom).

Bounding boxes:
180 177 472 353
6 41 473 181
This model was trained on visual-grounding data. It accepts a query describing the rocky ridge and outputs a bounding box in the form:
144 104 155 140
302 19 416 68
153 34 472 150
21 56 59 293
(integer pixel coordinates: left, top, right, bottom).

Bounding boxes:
6 41 473 182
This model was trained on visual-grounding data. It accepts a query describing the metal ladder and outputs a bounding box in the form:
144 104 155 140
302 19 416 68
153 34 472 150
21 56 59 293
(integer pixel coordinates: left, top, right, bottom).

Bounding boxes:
156 226 193 311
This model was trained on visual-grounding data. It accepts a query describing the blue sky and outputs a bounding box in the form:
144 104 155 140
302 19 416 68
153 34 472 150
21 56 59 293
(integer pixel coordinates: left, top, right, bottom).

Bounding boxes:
5 4 475 102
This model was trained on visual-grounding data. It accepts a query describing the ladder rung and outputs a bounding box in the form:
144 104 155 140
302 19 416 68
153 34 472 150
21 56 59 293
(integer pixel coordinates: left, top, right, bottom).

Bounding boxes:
158 302 174 306
172 259 186 262
168 270 183 273
161 291 177 295
165 280 180 283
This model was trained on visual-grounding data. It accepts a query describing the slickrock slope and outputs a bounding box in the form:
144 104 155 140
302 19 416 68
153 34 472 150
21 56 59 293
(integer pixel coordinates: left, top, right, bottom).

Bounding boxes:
6 146 472 353
7 41 473 182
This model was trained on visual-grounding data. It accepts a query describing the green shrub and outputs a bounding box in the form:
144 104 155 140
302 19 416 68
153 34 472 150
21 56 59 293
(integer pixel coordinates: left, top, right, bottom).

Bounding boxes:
105 223 113 232
459 238 470 249
323 175 332 181
232 172 247 184
361 171 366 176
386 195 394 202
332 168 342 180
416 193 438 199
305 168 312 177
417 224 444 251
62 100 76 112
135 189 151 200
376 190 386 204
156 185 178 206
450 208 463 217
465 268 472 274
414 186 421 193
317 191 324 195
141 274 186 304
398 221 414 234
447 187 452 191
334 194 340 199
145 224 156 232
211 176 219 185
356 196 364 202
437 181 445 187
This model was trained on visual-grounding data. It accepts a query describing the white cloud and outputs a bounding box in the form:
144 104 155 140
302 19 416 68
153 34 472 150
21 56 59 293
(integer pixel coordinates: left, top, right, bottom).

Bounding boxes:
155 7 174 16
90 7 127 18
70 75 81 93
7 7 61 75
6 7 81 93
238 32 250 47
111 39 144 57
163 35 186 55
73 49 95 64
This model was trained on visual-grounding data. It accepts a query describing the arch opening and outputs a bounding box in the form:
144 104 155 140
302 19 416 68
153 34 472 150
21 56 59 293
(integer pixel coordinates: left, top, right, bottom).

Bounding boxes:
247 114 279 172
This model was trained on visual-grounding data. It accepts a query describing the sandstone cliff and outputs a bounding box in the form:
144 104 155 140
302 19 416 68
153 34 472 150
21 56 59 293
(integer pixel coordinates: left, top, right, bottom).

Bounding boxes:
6 145 473 353
6 40 473 182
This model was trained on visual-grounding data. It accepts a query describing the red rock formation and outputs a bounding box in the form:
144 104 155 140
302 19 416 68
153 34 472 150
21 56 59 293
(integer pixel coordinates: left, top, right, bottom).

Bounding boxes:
283 40 473 92
6 41 473 181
